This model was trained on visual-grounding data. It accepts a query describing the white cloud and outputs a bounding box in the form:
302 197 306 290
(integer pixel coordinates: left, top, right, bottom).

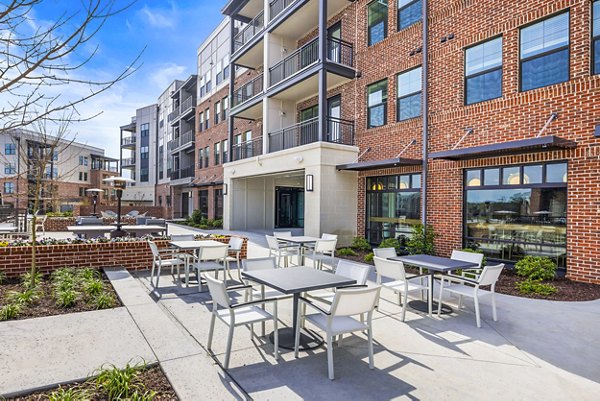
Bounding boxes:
138 3 177 29
148 63 188 89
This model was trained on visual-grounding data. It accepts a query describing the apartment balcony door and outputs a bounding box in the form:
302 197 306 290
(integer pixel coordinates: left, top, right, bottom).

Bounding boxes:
328 95 341 142
275 187 304 228
328 22 342 63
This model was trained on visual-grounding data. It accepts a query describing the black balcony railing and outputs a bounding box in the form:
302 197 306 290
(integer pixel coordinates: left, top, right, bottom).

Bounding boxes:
170 165 195 180
270 39 318 86
233 73 264 107
268 116 354 153
327 37 354 67
234 10 264 52
121 157 136 166
269 0 296 21
168 130 194 151
232 137 263 161
180 96 196 114
121 136 136 146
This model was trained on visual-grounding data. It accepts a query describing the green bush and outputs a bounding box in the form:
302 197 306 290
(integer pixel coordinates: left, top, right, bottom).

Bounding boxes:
55 289 78 308
364 252 374 263
94 292 116 310
48 387 89 401
21 271 43 289
83 279 105 297
190 209 204 225
406 224 436 255
95 362 148 400
77 268 100 282
337 247 358 257
515 256 556 281
210 219 223 228
46 211 73 217
6 288 41 305
350 237 371 252
379 238 400 250
516 279 558 296
0 303 21 321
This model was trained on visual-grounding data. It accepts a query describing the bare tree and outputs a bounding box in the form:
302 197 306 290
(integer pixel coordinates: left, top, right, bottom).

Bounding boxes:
0 0 143 130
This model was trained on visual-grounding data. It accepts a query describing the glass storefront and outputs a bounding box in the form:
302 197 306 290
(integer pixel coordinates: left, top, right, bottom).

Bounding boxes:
365 173 421 246
464 162 567 269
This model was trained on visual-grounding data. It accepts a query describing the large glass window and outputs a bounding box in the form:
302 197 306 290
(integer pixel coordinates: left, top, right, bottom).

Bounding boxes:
366 173 421 246
398 0 421 31
397 67 421 121
520 12 569 91
464 162 567 270
594 1 600 74
214 142 220 165
5 143 15 155
367 79 388 128
214 188 223 220
4 163 16 174
4 182 14 194
465 37 502 105
368 1 387 46
198 190 209 219
140 123 149 137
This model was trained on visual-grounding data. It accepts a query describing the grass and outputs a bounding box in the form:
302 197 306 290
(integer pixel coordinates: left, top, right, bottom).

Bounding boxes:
0 303 21 321
95 362 157 400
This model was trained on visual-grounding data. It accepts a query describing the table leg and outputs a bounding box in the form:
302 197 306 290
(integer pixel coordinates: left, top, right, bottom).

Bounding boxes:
408 272 453 315
268 293 323 350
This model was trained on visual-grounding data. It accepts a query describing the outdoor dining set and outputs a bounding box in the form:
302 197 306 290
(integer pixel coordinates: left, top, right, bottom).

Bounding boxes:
148 232 505 380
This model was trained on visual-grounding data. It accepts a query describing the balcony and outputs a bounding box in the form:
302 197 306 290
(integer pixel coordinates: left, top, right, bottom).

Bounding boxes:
180 96 196 118
121 136 136 148
121 158 136 168
269 0 296 21
168 130 195 152
233 73 264 107
268 116 354 153
234 10 264 53
231 137 263 161
170 165 195 180
168 108 180 123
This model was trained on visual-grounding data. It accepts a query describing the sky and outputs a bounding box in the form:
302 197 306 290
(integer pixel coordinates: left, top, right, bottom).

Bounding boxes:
24 0 228 158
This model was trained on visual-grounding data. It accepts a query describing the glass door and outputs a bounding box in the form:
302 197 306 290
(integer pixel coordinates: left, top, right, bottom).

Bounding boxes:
327 95 341 142
275 187 304 228
328 22 342 63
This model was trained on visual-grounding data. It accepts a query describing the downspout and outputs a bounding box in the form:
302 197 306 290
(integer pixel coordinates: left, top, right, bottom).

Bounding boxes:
421 0 429 226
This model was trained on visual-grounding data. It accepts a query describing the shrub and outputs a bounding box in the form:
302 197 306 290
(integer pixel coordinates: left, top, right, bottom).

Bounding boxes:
364 252 374 263
48 387 89 401
379 238 400 250
6 288 41 305
406 224 436 255
337 247 358 257
211 219 223 228
46 211 73 217
83 279 105 297
0 303 21 321
77 268 100 282
515 256 556 281
21 271 43 289
94 292 116 310
56 289 78 308
95 362 147 400
350 236 371 252
190 209 204 225
516 279 558 296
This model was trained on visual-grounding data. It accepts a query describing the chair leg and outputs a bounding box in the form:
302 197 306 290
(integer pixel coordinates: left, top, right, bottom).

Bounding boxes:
294 303 302 358
428 275 433 317
154 265 161 289
368 327 374 370
491 291 498 322
273 305 279 360
401 291 408 322
327 334 334 380
224 324 235 369
458 295 464 309
474 292 481 328
150 263 156 287
207 312 216 350
437 279 445 316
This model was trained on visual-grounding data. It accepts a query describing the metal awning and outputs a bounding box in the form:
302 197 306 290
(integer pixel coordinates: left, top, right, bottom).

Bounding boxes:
429 136 576 161
336 158 422 171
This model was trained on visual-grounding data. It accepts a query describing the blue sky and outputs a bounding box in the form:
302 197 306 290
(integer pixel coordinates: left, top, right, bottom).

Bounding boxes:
30 0 228 158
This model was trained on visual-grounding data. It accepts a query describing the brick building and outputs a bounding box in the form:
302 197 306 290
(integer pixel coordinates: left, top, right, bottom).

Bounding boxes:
220 0 600 283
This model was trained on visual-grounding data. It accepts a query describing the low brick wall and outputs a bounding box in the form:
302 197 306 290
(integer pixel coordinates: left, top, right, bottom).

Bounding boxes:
45 217 137 232
0 236 248 278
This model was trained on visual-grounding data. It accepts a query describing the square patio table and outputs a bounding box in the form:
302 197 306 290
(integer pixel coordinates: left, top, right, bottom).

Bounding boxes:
274 235 320 264
389 255 479 315
242 266 356 350
170 240 228 286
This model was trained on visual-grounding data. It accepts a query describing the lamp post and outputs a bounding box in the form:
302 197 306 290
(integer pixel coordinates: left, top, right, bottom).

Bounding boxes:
85 188 104 217
102 177 134 238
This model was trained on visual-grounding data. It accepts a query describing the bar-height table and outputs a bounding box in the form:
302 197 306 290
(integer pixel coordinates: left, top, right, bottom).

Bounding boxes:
389 255 479 314
242 266 355 350
274 235 320 265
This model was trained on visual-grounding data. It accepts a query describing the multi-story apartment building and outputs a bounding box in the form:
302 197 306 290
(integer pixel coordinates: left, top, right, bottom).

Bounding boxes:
0 129 118 211
120 104 159 205
220 0 600 283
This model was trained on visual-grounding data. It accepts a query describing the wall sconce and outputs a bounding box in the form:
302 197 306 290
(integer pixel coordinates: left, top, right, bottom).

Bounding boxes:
223 183 228 195
306 174 314 192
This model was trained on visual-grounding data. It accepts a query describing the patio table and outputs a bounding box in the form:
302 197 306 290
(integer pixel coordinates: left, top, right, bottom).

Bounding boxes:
389 255 479 315
274 235 320 264
170 240 228 286
242 266 355 350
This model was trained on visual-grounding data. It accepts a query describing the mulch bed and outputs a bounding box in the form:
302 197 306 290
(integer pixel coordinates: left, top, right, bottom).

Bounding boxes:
7 365 178 400
337 250 600 302
0 271 122 320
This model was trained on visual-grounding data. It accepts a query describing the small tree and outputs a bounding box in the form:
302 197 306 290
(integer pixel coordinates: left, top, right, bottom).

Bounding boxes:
406 223 437 255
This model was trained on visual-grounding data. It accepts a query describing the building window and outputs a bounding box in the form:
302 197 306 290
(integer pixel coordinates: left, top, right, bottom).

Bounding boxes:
222 140 228 163
4 163 16 174
464 162 567 270
205 108 210 130
140 168 149 182
79 187 86 197
53 149 58 161
367 79 388 128
198 112 204 132
397 67 422 121
366 173 421 245
79 156 88 166
158 196 163 206
166 195 171 208
204 146 209 168
214 142 220 165
520 12 569 92
594 1 600 74
3 182 14 194
398 0 421 31
5 143 16 155
222 96 228 120
198 148 204 169
465 37 503 105
140 146 149 159
214 188 223 219
140 123 150 137
214 101 221 125
368 0 387 46
198 190 209 219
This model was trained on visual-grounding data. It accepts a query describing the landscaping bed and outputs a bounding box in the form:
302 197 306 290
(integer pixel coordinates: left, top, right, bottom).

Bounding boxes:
0 268 121 321
7 363 177 400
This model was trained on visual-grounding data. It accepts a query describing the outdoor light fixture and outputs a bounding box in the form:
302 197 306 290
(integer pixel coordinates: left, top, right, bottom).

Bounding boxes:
223 183 228 195
103 176 134 238
85 188 104 217
305 174 314 192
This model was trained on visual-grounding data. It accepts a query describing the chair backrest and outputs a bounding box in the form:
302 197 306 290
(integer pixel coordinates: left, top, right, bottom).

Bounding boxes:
205 274 231 308
477 263 504 286
331 286 381 317
373 247 397 258
147 241 160 259
451 250 484 269
321 233 338 240
265 235 281 251
373 256 407 282
242 257 277 271
273 231 292 237
171 234 194 242
335 260 370 285
198 244 228 261
228 236 244 251
314 238 337 252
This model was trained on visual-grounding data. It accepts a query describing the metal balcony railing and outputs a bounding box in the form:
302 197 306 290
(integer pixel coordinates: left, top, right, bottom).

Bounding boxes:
234 10 264 52
170 165 195 180
232 73 264 107
269 38 318 86
268 116 354 153
121 136 136 146
231 137 263 161
180 96 196 114
121 157 136 166
168 130 194 151
327 37 354 67
269 0 296 21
